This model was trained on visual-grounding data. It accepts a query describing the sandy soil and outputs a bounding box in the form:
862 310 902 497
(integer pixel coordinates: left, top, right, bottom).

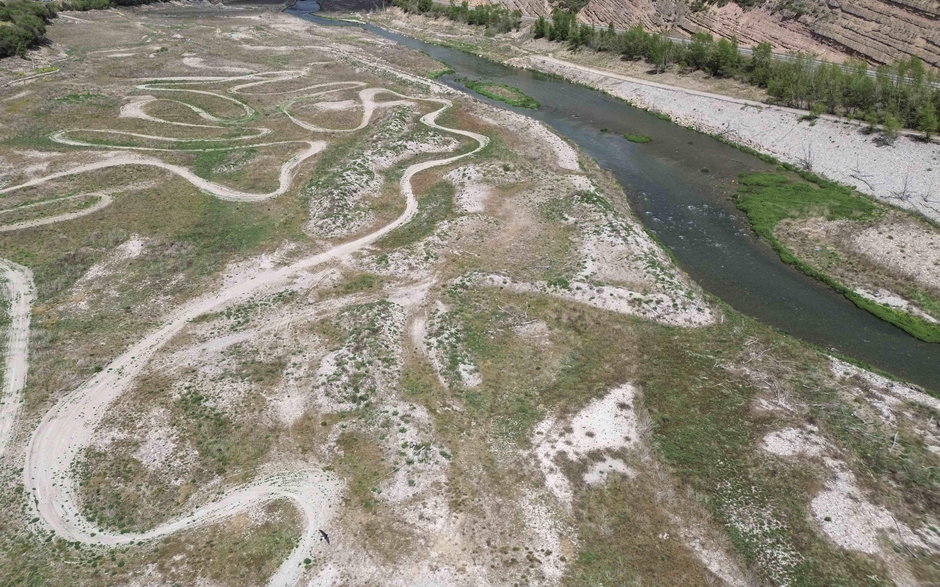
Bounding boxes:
774 213 940 322
533 383 640 506
0 260 34 459
477 273 716 327
8 51 488 586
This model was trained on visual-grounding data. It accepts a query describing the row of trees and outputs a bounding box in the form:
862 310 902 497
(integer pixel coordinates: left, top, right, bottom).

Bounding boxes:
0 1 56 58
532 11 939 137
393 0 522 34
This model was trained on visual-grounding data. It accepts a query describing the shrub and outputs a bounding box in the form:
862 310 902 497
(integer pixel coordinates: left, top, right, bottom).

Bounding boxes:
623 133 652 144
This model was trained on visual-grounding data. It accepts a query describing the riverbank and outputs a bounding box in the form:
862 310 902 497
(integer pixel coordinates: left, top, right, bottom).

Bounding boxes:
515 55 940 223
359 10 940 224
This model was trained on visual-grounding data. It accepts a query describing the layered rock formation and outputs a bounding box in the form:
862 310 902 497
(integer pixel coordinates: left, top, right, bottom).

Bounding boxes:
679 0 939 68
488 0 940 68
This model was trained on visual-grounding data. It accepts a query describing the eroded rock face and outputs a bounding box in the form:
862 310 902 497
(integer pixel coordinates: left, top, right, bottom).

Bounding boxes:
496 0 940 69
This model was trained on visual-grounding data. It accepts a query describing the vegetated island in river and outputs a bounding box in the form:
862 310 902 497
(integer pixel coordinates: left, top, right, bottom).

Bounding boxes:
464 79 540 109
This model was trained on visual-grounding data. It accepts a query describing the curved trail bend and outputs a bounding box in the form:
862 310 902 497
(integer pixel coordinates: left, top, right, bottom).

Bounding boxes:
16 79 488 586
0 194 112 233
0 75 367 212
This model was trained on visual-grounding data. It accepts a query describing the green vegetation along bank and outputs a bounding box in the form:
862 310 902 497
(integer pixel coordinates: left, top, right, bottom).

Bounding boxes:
735 172 940 343
391 0 939 137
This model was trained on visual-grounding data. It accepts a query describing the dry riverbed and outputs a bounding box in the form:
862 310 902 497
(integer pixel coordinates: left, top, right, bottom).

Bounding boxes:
0 3 936 586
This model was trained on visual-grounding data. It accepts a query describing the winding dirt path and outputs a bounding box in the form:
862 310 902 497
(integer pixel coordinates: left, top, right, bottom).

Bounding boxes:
0 194 113 233
14 76 488 585
3 146 327 202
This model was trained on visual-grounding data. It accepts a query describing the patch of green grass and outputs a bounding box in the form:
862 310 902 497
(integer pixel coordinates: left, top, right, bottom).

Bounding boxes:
735 173 940 343
334 272 382 294
55 92 109 104
378 180 454 249
191 149 229 179
464 80 539 109
568 475 715 585
637 316 883 584
736 173 880 228
336 431 389 510
427 66 454 79
909 288 940 322
176 196 277 266
537 197 569 222
623 133 652 144
439 289 638 444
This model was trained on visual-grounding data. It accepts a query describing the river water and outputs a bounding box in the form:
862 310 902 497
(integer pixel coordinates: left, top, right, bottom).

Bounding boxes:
286 10 939 392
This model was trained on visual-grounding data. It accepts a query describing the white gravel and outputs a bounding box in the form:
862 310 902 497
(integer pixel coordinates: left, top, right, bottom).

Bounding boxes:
760 426 827 458
811 462 933 556
532 383 640 506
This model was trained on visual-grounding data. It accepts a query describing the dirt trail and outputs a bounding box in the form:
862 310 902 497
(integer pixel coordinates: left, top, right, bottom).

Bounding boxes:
0 194 112 232
1 147 325 202
0 260 33 460
1 75 400 206
284 87 413 133
17 76 488 586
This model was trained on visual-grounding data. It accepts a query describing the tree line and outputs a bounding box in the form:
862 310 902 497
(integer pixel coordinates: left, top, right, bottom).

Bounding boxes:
532 10 939 138
1 0 166 58
392 0 522 35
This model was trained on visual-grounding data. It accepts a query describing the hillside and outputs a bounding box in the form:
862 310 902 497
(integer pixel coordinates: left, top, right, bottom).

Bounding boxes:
486 0 940 68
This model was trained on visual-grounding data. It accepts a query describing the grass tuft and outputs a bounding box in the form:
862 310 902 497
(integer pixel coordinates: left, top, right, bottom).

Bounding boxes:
464 80 539 109
623 133 652 144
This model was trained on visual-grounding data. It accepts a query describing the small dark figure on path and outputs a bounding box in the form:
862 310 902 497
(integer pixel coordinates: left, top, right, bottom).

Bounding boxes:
319 529 330 544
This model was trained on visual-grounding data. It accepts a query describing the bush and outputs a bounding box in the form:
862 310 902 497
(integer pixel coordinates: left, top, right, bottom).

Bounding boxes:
623 133 652 143
0 0 56 57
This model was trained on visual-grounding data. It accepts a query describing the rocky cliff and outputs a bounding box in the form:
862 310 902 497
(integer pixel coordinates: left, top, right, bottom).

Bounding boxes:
488 0 940 68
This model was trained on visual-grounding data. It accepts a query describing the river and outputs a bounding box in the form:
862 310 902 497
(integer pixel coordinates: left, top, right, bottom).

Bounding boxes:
284 8 940 392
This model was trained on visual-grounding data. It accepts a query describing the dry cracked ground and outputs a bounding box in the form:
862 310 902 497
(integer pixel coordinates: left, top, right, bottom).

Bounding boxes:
0 3 938 585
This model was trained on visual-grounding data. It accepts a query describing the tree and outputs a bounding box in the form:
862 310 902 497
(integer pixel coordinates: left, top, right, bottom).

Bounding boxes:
809 101 826 119
862 110 878 134
844 59 875 117
919 102 938 141
618 25 648 60
548 9 573 42
882 113 901 144
417 0 432 13
569 22 593 50
533 15 548 39
747 42 773 87
647 34 676 73
708 37 741 77
685 32 713 71
594 22 616 52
